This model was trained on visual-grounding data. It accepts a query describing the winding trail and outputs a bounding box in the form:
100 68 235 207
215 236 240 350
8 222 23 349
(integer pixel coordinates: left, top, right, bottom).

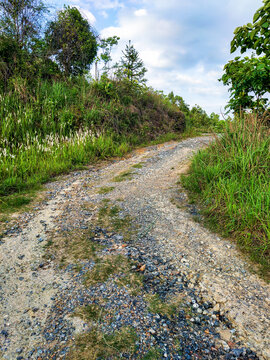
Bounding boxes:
0 136 269 359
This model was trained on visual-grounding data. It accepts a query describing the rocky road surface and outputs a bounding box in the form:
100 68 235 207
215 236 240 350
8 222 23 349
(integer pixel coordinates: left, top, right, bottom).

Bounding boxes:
0 136 269 360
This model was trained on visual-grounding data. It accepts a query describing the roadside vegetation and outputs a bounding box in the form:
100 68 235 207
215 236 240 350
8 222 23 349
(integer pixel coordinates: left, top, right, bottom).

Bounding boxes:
183 0 270 277
182 114 270 276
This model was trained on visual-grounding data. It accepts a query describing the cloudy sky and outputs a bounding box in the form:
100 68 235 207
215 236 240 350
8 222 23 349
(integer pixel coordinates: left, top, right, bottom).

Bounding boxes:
48 0 262 114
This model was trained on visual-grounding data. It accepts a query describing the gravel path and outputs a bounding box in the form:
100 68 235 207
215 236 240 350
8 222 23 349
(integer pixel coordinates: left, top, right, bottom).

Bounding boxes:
0 136 269 360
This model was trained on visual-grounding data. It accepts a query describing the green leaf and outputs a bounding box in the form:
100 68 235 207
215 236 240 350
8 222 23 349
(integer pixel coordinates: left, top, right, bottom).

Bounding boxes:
257 64 265 70
233 26 241 34
250 29 258 40
253 11 260 23
262 22 269 28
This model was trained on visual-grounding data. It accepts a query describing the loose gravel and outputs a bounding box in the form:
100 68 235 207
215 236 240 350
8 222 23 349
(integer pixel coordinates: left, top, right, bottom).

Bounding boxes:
0 136 269 360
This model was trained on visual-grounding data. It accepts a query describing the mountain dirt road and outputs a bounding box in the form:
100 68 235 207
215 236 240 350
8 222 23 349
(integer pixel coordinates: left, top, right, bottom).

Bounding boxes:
0 136 269 360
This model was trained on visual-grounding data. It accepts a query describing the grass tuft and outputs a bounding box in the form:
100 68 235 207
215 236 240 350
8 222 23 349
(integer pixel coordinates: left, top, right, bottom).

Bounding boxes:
73 303 105 323
83 254 143 294
97 201 136 242
132 162 144 169
97 186 115 194
142 348 162 360
146 293 183 319
113 170 134 182
68 326 137 360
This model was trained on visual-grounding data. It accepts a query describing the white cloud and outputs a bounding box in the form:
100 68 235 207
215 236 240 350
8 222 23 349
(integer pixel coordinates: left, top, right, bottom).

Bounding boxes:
82 0 124 10
99 0 263 113
100 10 109 18
134 8 147 16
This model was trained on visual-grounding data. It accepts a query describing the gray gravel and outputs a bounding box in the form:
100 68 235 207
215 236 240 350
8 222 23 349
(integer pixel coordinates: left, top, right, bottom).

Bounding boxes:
0 136 269 359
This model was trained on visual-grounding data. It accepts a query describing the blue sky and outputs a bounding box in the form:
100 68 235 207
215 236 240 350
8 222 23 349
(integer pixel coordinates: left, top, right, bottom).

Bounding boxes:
48 0 263 114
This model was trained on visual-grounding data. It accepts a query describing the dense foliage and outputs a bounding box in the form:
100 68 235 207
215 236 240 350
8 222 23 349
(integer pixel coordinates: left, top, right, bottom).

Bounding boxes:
167 92 225 131
0 0 46 48
45 6 98 76
221 55 270 113
231 0 270 56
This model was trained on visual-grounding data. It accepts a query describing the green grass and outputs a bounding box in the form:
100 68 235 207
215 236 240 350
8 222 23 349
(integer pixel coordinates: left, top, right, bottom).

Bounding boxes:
132 162 144 169
0 194 32 212
97 201 136 242
97 186 115 194
84 254 128 286
142 348 162 359
73 303 105 322
182 114 270 278
43 228 104 266
68 326 137 360
146 293 183 319
83 253 144 295
113 170 134 182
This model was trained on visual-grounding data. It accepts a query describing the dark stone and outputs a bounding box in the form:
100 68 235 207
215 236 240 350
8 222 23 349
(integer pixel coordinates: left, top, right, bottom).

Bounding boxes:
1 330 8 337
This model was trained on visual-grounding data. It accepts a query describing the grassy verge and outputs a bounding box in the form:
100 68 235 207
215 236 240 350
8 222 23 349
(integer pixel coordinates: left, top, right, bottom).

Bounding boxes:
181 114 270 278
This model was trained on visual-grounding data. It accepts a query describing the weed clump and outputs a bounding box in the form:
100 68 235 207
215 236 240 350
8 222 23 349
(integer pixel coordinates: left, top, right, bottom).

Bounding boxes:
83 254 144 294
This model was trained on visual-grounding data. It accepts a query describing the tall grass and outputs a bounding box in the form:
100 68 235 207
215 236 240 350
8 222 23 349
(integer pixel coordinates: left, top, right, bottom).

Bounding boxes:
0 77 185 205
0 130 130 195
182 114 270 276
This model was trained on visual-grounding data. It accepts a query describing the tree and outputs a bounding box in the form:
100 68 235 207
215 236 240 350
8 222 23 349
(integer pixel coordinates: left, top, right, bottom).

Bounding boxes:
0 0 48 87
221 55 270 113
100 36 120 74
167 91 190 113
0 0 47 49
45 6 98 76
220 0 270 113
118 40 147 83
230 0 270 56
